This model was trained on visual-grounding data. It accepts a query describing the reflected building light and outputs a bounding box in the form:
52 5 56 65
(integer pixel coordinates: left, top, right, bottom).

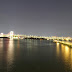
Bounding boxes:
0 38 3 64
7 39 14 69
65 46 69 54
60 44 72 71
61 44 65 55
63 46 70 64
70 49 72 70
16 40 20 58
56 42 60 57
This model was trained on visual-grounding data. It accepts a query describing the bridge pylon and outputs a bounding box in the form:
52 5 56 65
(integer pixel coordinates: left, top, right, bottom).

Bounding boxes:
10 31 14 39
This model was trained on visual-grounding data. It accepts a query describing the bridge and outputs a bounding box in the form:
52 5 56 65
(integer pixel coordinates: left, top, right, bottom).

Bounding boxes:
0 31 14 39
0 31 72 47
0 31 72 41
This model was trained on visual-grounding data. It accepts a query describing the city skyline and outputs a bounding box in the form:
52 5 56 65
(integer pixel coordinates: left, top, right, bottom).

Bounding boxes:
0 0 72 36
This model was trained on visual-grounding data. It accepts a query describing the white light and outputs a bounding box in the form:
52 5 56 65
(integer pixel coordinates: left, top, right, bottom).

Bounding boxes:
0 33 4 37
10 31 14 39
10 31 14 36
1 33 3 35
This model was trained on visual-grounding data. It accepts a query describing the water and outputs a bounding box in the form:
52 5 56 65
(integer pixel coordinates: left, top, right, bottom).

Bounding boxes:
0 38 72 72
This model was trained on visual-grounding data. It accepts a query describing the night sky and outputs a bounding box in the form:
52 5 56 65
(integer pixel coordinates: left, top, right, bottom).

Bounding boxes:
0 0 72 37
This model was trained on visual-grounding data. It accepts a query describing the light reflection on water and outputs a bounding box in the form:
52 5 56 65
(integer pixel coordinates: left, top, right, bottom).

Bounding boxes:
56 43 60 57
0 38 3 70
0 39 72 72
7 39 14 71
56 43 72 71
61 45 72 71
0 38 14 72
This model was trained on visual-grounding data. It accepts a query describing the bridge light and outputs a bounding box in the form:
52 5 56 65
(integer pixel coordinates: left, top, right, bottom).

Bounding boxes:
1 33 4 37
10 31 14 36
10 31 14 39
1 33 3 35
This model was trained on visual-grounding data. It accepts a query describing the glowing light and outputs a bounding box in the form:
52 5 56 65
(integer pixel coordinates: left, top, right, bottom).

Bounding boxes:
10 31 14 36
0 33 4 37
1 33 3 35
10 31 14 39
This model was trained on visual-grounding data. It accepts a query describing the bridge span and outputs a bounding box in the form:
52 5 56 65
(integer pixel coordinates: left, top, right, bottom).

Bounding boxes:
0 31 72 40
0 31 72 47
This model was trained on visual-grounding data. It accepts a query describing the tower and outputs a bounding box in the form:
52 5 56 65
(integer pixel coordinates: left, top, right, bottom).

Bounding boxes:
10 31 14 39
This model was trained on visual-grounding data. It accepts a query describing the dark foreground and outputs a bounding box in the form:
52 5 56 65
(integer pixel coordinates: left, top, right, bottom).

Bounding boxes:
0 38 72 72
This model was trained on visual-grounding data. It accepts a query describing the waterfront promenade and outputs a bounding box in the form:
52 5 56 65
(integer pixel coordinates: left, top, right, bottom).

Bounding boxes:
54 40 72 47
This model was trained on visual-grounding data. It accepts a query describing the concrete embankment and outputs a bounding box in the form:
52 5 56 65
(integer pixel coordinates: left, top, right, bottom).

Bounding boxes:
54 40 72 47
